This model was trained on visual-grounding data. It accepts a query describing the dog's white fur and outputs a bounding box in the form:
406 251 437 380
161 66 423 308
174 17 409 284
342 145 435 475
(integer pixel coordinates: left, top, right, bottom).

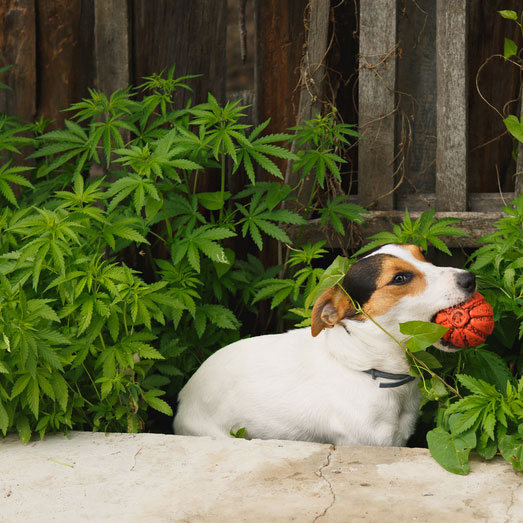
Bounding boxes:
174 244 474 446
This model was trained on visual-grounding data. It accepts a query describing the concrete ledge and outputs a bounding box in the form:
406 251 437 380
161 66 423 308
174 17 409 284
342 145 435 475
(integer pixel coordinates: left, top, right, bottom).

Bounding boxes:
0 432 521 522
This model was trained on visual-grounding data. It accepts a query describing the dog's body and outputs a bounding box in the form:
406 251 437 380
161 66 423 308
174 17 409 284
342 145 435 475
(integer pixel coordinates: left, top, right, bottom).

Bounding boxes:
174 244 476 446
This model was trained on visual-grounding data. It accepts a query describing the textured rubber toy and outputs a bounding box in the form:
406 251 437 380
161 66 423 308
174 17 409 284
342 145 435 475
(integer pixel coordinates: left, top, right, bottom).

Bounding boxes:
434 292 494 348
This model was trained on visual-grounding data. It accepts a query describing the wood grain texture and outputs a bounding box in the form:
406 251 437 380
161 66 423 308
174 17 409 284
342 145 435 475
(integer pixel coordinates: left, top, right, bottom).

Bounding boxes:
36 0 94 126
396 0 437 197
436 0 468 211
254 0 308 180
468 0 522 193
358 0 397 210
285 0 330 205
131 0 227 106
94 0 130 94
0 0 36 120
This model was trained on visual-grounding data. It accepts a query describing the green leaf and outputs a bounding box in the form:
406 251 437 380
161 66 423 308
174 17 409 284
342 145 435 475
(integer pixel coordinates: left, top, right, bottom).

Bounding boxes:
0 402 8 435
11 374 31 399
145 393 173 416
426 427 476 475
16 415 31 444
463 348 513 393
139 344 164 360
498 10 518 20
26 378 40 418
457 374 499 397
504 38 518 60
504 115 523 143
400 321 448 352
499 434 523 472
198 191 231 210
305 256 351 309
410 350 442 370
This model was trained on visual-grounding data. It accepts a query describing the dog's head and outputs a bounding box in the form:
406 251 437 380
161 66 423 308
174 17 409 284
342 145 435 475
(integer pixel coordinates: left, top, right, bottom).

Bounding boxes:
311 244 476 351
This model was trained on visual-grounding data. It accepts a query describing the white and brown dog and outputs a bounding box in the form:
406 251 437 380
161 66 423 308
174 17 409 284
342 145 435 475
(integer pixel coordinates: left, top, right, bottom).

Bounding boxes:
174 244 475 446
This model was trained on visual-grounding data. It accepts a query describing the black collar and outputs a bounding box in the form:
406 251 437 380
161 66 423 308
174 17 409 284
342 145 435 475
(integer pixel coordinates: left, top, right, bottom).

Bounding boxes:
363 368 416 388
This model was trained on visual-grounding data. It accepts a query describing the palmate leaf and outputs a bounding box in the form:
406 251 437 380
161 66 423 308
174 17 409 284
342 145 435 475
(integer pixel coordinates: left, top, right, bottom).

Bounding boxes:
102 216 149 249
171 226 235 272
0 163 34 206
236 197 305 250
144 390 173 416
193 303 240 338
234 122 297 182
355 209 467 256
320 197 368 234
253 278 295 309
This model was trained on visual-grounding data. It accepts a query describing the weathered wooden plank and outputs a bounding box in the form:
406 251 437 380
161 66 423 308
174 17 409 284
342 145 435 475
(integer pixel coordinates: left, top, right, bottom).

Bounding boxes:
284 0 330 204
36 0 94 127
132 0 227 106
435 0 468 211
396 192 516 212
254 0 308 180
395 0 437 198
358 0 397 210
0 0 36 120
283 210 506 249
94 0 130 95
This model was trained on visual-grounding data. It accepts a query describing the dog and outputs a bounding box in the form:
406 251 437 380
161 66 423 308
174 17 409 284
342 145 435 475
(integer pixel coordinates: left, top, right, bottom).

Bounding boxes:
173 244 476 446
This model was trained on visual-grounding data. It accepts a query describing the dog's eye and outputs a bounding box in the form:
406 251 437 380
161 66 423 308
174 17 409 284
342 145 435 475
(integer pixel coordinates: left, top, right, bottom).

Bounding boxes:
390 272 412 285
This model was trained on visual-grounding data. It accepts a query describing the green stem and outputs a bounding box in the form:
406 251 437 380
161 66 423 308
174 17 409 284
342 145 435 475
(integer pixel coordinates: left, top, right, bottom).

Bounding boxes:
219 153 226 221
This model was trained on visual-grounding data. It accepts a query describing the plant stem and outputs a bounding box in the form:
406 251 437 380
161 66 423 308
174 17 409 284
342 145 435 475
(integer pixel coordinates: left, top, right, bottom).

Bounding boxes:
339 285 463 399
161 197 173 241
219 153 226 221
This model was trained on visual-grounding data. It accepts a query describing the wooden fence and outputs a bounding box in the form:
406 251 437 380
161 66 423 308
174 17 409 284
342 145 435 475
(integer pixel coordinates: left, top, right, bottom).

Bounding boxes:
290 0 523 249
0 0 521 250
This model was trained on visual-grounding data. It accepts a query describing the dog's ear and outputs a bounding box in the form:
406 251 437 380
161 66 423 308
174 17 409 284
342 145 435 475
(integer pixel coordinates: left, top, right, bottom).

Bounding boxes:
311 287 356 337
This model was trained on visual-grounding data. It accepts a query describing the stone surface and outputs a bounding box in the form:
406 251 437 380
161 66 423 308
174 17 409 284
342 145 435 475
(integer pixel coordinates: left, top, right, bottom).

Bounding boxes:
0 432 522 522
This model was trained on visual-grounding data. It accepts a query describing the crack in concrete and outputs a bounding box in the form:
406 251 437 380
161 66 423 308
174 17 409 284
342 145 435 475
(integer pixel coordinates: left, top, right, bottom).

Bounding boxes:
504 482 522 523
130 447 143 471
312 444 336 522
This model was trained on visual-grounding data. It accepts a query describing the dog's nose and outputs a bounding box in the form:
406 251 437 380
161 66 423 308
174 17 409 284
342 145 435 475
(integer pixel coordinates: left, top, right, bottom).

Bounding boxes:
457 272 476 293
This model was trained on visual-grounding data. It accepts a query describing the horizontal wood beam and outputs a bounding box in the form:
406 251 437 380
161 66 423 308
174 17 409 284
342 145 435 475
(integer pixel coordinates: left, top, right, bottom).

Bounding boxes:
283 210 505 249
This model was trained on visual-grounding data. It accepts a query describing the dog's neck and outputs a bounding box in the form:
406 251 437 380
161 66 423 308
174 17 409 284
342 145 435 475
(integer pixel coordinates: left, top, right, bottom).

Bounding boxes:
318 320 411 375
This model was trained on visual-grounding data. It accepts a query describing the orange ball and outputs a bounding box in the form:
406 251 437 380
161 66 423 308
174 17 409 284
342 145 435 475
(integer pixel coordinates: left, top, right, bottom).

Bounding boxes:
434 292 494 348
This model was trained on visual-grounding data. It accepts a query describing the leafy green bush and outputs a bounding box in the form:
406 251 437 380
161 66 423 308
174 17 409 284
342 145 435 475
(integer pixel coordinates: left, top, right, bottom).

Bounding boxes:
0 67 365 441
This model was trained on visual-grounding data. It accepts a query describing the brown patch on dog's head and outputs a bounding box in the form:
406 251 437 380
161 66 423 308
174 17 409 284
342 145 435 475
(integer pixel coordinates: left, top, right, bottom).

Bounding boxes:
311 287 357 337
362 256 427 317
401 244 427 262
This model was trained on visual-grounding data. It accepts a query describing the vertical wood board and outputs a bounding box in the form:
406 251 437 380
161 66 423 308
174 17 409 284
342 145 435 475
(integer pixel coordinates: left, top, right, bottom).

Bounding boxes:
395 0 437 199
254 0 308 180
94 0 130 95
436 0 468 211
358 0 397 210
285 0 330 205
132 0 227 106
36 0 94 126
0 0 36 120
